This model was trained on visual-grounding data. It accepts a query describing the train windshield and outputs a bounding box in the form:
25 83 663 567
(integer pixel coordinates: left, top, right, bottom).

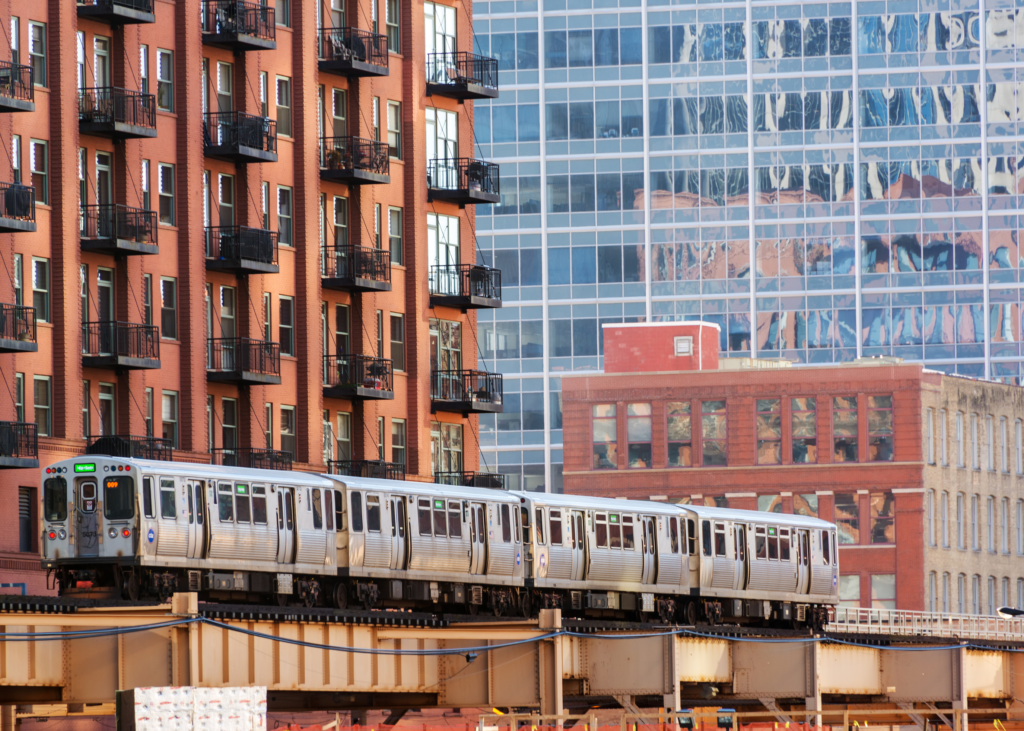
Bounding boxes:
103 476 134 520
44 477 67 521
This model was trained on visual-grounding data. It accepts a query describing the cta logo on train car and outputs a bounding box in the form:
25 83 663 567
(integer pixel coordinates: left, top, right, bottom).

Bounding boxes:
148 528 155 543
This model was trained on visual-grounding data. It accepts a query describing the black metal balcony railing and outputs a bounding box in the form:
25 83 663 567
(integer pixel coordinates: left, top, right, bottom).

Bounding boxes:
79 0 154 11
329 460 405 480
206 225 279 274
435 471 507 490
0 61 34 110
81 322 160 368
431 369 504 414
79 87 157 138
426 52 499 100
0 182 35 233
204 112 277 162
86 435 173 461
207 338 281 381
427 158 500 204
429 264 502 308
201 0 276 47
80 204 158 254
318 27 389 76
77 0 156 23
320 136 390 184
0 303 36 352
321 245 391 290
323 354 394 399
0 421 38 467
212 448 292 471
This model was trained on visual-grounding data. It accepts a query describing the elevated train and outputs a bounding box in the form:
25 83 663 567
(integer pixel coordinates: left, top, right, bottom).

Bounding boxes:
40 456 838 626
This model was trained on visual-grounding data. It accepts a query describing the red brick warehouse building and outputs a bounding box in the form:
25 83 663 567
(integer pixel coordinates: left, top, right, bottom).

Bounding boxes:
562 322 1024 613
0 0 502 593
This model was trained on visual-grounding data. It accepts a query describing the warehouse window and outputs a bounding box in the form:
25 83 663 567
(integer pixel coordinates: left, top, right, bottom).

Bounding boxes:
791 397 816 463
755 399 781 465
667 401 692 467
867 395 893 461
835 494 858 544
591 404 616 469
833 396 858 462
627 403 652 468
701 400 727 465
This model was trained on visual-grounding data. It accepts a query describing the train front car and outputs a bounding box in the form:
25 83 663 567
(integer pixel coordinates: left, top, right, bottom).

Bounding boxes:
41 455 142 598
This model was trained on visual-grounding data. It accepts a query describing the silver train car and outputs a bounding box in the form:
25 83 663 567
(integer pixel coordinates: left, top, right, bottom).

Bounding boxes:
40 455 838 626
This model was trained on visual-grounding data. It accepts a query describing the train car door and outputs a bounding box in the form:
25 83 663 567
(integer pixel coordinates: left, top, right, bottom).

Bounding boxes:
797 529 810 593
186 480 207 559
469 502 486 574
276 487 296 563
77 479 100 557
390 495 407 569
641 516 656 584
734 523 747 590
570 510 585 581
685 516 700 587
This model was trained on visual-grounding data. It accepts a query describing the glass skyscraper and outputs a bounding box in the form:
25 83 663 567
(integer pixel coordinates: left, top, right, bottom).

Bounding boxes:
472 0 1019 492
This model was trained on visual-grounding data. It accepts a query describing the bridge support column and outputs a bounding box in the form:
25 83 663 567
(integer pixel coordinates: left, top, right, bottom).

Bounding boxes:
352 710 368 725
804 642 821 728
539 609 564 718
0 705 15 731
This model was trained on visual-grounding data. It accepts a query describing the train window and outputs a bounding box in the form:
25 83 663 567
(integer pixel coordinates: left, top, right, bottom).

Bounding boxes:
187 484 194 523
43 477 68 522
669 517 680 554
448 500 462 538
235 484 252 524
365 495 380 532
534 508 545 545
701 520 711 555
285 494 293 530
312 489 323 530
821 530 830 564
832 532 838 566
609 514 622 549
395 499 405 537
767 527 779 560
218 483 233 522
500 504 512 543
779 528 791 561
596 513 608 547
278 493 284 529
350 492 364 532
433 498 447 537
194 483 205 525
755 526 767 558
417 498 431 535
142 477 155 519
513 504 521 543
160 479 176 519
713 523 727 557
253 486 268 525
622 516 635 550
687 518 696 555
550 510 563 545
325 490 334 531
334 490 345 531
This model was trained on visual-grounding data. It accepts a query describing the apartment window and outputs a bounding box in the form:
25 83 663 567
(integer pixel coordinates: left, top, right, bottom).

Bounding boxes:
335 304 350 353
1004 577 1012 610
1017 420 1023 474
264 403 272 448
627 403 652 468
971 413 979 469
372 96 380 140
280 406 296 458
156 49 173 111
141 273 153 326
386 0 399 51
10 17 18 67
276 77 291 136
144 387 154 437
13 253 21 306
82 379 90 437
388 207 403 265
1019 579 1024 610
31 257 48 322
277 186 292 245
940 409 948 465
377 416 385 460
11 135 19 185
941 491 950 548
277 0 290 26
971 493 979 550
162 391 178 449
392 419 406 466
28 21 44 87
972 575 981 614
1002 497 1009 554
592 404 616 469
387 101 401 158
870 493 894 544
791 397 816 463
141 160 151 210
30 139 46 204
374 203 381 248
838 575 860 608
160 278 177 339
1001 417 1008 472
928 572 937 612
943 573 950 612
868 395 894 461
957 492 966 549
956 411 965 467
376 309 384 358
755 399 781 465
871 574 896 610
18 486 33 552
222 398 238 452
158 163 175 225
926 408 935 463
14 373 23 422
833 396 858 462
926 490 935 546
986 415 994 471
336 412 351 460
667 401 692 467
987 496 995 553
958 574 966 614
279 296 294 356
390 314 405 371
697 400 728 465
835 493 859 544
758 495 782 513
33 375 50 436
332 196 349 248
139 44 149 94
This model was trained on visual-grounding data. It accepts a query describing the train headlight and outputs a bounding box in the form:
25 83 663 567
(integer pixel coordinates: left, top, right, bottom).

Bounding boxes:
108 527 117 539
58 529 66 540
47 531 56 540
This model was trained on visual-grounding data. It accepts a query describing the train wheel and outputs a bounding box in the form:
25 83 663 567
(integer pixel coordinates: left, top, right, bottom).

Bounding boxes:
276 593 289 607
467 602 480 616
333 584 348 610
519 590 533 618
126 572 140 602
684 601 698 626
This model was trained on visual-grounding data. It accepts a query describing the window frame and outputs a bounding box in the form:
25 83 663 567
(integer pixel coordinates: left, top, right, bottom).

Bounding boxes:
276 76 292 137
626 402 652 468
387 100 402 158
277 185 293 245
28 21 45 87
666 400 692 468
700 399 727 466
31 256 49 323
33 375 50 437
29 139 47 205
278 295 294 356
160 276 177 340
755 398 782 465
389 313 405 371
156 48 173 112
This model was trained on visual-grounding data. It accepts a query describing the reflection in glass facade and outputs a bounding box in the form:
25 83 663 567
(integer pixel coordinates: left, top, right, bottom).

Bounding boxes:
473 0 1022 492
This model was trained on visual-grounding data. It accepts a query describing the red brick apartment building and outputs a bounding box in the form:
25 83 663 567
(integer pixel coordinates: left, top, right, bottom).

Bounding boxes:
0 0 501 593
564 322 1024 614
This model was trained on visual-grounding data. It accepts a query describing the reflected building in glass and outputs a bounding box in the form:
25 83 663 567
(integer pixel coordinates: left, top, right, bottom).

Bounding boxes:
471 0 1020 492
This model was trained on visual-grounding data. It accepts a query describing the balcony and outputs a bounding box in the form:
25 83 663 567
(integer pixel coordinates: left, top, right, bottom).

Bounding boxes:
86 435 172 461
328 460 405 480
427 158 500 206
323 354 393 401
212 448 292 470
207 338 282 386
206 226 279 275
81 204 158 256
0 182 35 233
79 87 157 140
318 27 388 77
426 52 499 101
435 471 506 489
429 264 502 310
431 369 503 415
0 422 37 469
82 322 160 370
201 0 276 51
321 245 391 293
0 61 34 113
77 0 155 24
320 136 389 186
204 112 277 164
0 304 37 354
